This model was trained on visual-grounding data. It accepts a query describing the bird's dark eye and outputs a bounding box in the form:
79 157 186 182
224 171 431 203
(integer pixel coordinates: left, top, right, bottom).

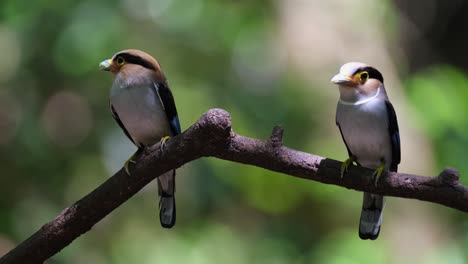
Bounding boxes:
358 71 369 82
116 56 125 65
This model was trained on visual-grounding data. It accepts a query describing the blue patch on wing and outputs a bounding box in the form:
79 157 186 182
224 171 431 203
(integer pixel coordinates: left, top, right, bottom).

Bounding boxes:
153 80 181 136
385 100 400 172
171 116 181 135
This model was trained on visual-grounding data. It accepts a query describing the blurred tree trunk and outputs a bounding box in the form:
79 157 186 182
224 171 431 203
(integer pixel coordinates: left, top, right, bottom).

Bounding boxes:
395 0 468 72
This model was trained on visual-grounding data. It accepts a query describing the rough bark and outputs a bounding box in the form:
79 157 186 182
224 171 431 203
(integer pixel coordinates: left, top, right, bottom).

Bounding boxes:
1 108 466 263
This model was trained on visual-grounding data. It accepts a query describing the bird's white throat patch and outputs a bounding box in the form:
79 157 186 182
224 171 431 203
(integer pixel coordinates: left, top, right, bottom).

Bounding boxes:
339 88 381 106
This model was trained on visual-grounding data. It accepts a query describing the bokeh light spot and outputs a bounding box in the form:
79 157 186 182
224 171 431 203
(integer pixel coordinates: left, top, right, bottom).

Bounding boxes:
121 0 173 21
231 26 286 94
41 91 93 147
0 92 22 145
53 3 122 76
0 25 21 83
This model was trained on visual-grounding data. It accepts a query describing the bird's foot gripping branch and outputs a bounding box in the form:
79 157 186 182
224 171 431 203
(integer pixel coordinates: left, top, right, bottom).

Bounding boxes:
1 108 467 263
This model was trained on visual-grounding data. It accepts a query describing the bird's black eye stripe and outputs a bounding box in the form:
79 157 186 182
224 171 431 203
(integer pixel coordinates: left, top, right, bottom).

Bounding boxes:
353 67 384 83
114 53 156 71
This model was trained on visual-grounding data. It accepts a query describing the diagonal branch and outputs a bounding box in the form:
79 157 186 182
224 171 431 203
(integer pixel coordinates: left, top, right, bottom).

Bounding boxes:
1 108 467 263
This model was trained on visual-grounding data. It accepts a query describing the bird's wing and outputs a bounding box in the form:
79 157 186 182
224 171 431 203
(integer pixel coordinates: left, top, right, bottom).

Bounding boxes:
385 100 400 172
336 121 354 158
153 81 181 135
110 103 138 146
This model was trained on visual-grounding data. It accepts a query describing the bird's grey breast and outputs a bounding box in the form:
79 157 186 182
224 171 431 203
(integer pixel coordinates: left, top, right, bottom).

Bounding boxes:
336 99 391 169
110 77 171 146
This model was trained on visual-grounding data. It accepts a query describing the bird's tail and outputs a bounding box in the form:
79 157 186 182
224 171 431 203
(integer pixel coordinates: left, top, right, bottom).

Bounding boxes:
157 170 176 228
359 192 384 240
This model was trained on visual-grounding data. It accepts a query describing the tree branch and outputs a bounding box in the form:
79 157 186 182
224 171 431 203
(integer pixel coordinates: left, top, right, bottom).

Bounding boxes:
1 108 467 263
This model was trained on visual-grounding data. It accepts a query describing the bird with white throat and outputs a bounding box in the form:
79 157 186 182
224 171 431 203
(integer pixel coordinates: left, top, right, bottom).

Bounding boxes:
332 62 400 240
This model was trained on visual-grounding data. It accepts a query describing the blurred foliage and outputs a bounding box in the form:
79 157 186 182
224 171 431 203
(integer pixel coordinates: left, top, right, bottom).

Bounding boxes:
0 0 467 263
406 66 468 184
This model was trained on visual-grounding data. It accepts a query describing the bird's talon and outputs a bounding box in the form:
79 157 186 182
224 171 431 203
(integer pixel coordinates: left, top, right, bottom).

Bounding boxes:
160 136 171 152
124 159 134 176
123 151 140 176
340 157 354 179
372 164 385 186
340 163 347 178
124 165 131 175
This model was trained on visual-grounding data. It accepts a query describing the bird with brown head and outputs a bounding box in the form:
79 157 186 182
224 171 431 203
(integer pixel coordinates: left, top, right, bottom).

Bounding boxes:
100 49 181 228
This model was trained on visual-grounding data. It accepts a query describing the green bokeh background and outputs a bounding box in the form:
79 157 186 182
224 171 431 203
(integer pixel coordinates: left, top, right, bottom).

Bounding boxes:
1 0 468 263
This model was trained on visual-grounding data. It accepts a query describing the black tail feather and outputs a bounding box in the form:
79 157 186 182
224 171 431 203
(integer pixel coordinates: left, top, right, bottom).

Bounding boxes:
158 170 176 228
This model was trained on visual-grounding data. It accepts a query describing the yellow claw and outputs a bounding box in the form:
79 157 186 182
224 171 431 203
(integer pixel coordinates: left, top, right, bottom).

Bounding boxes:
372 163 386 186
124 151 139 175
340 157 354 178
160 136 171 152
